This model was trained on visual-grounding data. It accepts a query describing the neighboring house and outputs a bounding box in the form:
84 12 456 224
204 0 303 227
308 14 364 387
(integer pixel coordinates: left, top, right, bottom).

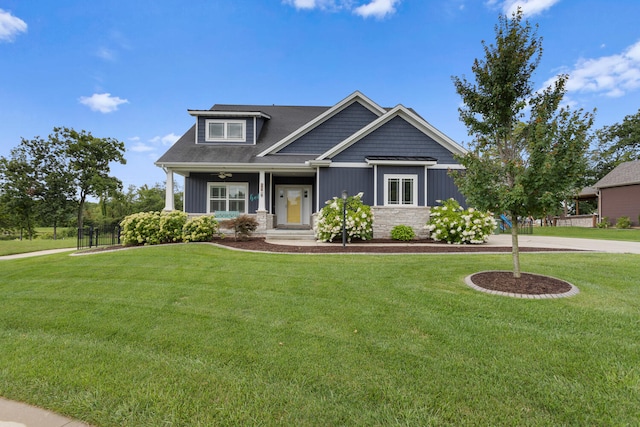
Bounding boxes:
594 159 640 226
155 91 467 238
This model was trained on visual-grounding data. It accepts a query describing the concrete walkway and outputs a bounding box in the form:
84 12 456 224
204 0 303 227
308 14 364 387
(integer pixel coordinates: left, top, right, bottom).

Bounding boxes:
0 398 91 427
0 248 76 261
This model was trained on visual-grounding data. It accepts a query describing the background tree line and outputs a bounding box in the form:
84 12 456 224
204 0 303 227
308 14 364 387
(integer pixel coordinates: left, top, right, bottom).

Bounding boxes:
0 127 182 240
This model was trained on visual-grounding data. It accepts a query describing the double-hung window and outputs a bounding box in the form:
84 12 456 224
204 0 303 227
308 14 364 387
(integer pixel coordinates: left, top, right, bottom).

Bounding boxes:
205 120 245 142
384 174 418 206
208 183 248 213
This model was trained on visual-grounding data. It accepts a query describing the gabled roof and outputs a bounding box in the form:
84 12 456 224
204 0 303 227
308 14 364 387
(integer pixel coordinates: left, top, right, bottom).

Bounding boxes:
257 91 387 157
316 105 467 160
594 160 640 189
155 91 465 171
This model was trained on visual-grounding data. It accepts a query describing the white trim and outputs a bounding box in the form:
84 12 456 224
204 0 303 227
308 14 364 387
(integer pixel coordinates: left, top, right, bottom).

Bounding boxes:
383 174 418 207
206 182 249 214
327 162 371 168
373 164 378 206
257 91 387 157
429 164 465 170
424 166 428 208
204 119 246 142
317 105 467 160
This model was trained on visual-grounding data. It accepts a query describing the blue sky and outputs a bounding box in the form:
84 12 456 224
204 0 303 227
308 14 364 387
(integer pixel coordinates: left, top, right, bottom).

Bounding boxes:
1 0 639 191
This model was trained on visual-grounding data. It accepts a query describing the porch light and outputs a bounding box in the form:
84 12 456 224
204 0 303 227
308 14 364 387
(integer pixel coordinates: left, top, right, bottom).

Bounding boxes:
342 190 348 247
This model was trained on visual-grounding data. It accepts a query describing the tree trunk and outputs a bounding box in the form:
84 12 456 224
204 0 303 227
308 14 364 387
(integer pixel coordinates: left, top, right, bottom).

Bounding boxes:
511 214 521 279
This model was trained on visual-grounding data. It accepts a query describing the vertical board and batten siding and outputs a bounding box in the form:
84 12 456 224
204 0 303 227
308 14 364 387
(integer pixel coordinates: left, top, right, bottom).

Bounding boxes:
318 167 374 207
196 117 254 144
331 116 458 163
600 184 640 226
278 102 379 154
428 169 467 208
185 173 260 213
375 166 425 206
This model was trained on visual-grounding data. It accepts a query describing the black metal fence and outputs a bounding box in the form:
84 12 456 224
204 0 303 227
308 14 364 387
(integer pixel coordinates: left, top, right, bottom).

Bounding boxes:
77 225 121 249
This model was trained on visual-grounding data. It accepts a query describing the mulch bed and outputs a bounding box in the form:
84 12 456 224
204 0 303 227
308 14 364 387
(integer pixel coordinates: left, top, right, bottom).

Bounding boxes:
213 238 571 254
469 271 573 295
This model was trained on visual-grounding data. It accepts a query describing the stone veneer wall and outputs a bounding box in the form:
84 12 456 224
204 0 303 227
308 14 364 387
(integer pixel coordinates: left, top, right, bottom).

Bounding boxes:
371 206 431 239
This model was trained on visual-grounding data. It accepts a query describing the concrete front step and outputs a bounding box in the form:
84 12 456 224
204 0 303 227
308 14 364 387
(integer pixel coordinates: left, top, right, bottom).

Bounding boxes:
265 229 316 241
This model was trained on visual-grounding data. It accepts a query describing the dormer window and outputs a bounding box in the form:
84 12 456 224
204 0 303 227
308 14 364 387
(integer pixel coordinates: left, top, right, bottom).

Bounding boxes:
205 119 246 142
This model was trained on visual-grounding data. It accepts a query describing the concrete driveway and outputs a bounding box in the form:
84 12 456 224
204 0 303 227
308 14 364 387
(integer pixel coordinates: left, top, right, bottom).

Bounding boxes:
487 234 640 254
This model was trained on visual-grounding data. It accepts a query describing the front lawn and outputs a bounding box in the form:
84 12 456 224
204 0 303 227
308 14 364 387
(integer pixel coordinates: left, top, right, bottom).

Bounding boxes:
1 245 639 426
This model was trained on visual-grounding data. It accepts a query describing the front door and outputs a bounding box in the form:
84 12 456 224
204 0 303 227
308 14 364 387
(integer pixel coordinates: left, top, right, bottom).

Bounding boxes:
286 189 301 223
276 185 312 226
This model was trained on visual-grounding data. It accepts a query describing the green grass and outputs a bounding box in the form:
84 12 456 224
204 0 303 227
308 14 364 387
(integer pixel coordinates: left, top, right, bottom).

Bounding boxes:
1 245 639 426
0 236 77 256
532 225 640 241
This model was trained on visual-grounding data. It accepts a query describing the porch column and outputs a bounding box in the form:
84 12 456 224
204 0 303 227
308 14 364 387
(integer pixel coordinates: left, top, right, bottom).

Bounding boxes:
258 170 266 211
163 168 175 211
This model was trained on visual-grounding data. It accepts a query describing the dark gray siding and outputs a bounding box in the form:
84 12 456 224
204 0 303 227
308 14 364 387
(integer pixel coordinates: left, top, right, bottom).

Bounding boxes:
279 102 378 154
185 173 260 213
427 169 467 208
318 168 374 207
375 166 425 206
332 116 458 163
196 117 254 144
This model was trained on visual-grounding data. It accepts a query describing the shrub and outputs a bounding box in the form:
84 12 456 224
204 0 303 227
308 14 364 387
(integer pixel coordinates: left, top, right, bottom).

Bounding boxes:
315 192 373 242
597 217 610 229
183 215 221 242
120 211 162 246
391 225 415 241
425 198 496 244
223 215 259 241
159 210 187 243
616 216 631 229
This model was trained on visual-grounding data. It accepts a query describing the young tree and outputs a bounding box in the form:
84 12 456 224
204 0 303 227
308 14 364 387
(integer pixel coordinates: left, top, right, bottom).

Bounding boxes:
451 9 593 278
52 127 126 231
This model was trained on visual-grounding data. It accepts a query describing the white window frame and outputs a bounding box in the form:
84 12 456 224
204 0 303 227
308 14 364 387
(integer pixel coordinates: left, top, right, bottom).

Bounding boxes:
206 182 249 214
384 174 418 206
205 119 246 142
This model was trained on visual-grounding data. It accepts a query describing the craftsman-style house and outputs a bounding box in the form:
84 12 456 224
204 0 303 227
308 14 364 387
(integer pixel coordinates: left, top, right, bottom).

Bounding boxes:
155 91 467 238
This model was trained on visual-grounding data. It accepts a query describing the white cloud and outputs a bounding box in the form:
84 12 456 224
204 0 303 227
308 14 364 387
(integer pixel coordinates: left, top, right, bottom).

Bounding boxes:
284 0 398 18
96 47 116 61
286 0 318 9
543 40 640 99
488 0 560 17
0 9 27 42
129 143 155 153
150 133 180 146
78 93 129 113
354 0 400 18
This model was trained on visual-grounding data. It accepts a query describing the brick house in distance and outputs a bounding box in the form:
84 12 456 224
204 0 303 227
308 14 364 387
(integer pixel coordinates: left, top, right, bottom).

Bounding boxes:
594 159 640 226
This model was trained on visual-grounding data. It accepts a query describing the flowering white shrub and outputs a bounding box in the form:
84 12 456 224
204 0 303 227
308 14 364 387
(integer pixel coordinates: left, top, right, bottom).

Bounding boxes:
159 210 187 243
120 211 162 246
425 198 496 244
314 192 373 242
182 215 221 242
